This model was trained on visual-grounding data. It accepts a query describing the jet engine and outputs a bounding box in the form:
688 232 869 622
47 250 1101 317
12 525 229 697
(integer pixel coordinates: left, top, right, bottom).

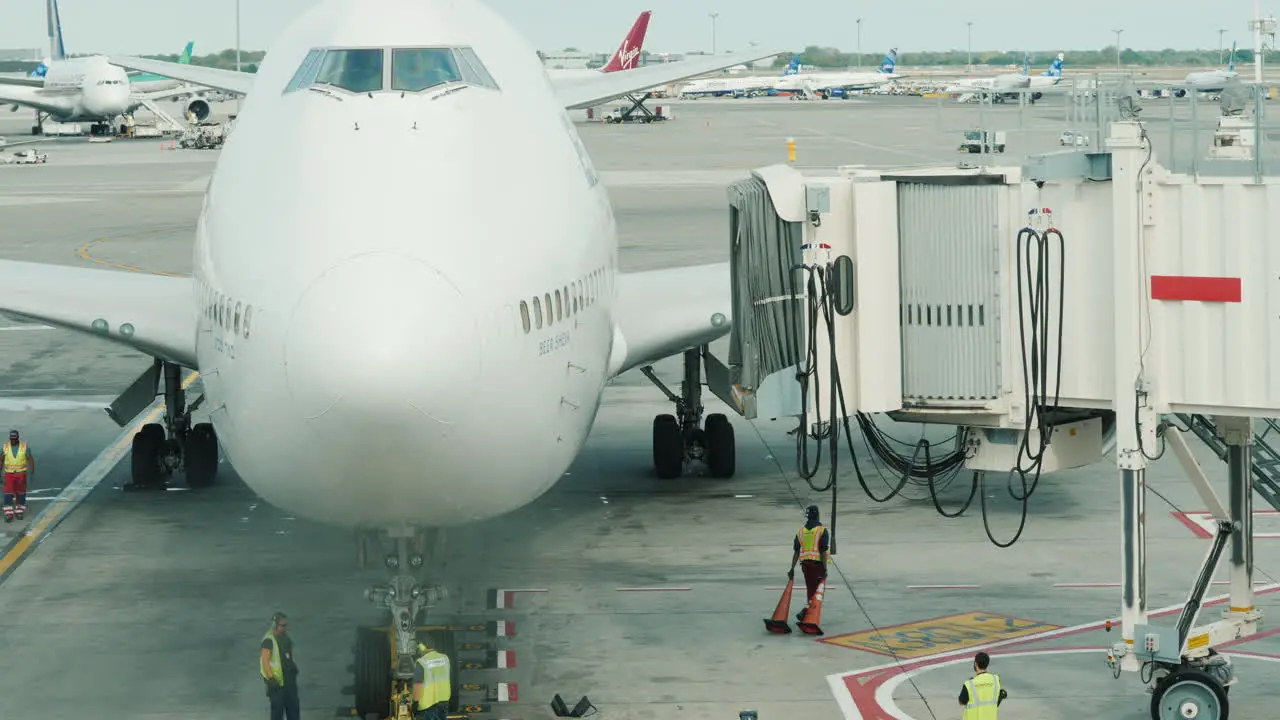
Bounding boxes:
1031 91 1043 101
1174 89 1188 98
186 97 211 122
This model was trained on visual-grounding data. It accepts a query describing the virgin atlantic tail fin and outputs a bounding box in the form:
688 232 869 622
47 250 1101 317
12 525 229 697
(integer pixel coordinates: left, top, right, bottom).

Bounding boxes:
600 10 652 72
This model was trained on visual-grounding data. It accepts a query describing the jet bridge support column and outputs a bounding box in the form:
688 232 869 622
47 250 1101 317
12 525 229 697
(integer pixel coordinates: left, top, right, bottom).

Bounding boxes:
1107 121 1157 673
1221 417 1257 618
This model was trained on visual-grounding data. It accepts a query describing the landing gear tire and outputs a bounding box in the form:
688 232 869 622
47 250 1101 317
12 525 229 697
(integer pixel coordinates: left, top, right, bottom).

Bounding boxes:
653 414 683 479
354 626 391 719
1151 668 1228 720
704 413 736 478
130 423 167 489
184 422 219 488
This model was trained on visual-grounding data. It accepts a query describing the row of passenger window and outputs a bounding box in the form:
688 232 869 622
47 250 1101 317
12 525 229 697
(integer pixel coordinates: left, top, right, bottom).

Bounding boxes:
519 266 609 334
199 280 253 340
285 46 498 95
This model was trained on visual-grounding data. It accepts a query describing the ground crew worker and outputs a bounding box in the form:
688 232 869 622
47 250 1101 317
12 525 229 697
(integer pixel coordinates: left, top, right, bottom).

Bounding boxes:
260 611 300 720
958 651 1007 720
788 504 830 622
413 640 452 720
3 429 33 522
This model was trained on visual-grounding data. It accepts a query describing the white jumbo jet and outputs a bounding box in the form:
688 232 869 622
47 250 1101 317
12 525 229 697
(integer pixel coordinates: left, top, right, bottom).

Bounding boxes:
0 0 779 690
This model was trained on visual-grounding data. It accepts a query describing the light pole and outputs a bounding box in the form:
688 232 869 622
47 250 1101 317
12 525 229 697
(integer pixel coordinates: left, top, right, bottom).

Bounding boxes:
1113 28 1123 69
709 13 719 55
857 18 862 70
1219 28 1228 64
967 21 973 70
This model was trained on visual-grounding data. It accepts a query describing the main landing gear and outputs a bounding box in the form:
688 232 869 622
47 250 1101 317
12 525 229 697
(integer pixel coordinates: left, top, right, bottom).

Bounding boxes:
355 527 458 719
128 361 219 490
641 345 736 480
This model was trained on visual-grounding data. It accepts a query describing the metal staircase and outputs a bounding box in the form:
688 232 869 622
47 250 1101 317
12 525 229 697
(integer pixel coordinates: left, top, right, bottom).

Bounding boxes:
1175 414 1280 511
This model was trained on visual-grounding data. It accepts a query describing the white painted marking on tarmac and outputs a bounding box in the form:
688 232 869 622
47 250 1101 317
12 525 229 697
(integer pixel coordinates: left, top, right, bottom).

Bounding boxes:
826 581 1280 719
1052 582 1120 588
0 325 54 331
906 585 979 590
616 586 691 592
874 648 1280 720
1182 509 1280 538
0 398 113 411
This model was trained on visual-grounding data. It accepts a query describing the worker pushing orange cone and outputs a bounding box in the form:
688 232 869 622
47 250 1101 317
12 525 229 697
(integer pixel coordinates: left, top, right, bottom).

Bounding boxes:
783 504 830 636
764 578 795 634
797 579 825 635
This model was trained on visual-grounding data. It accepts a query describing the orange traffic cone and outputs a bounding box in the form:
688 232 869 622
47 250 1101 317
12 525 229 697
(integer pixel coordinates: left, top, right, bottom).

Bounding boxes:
764 578 795 634
797 579 825 635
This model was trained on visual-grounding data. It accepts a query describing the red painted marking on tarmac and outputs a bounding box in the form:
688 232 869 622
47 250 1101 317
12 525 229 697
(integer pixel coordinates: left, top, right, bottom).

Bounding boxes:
616 587 691 592
1150 275 1241 303
1170 511 1214 539
1219 625 1280 650
496 682 518 702
834 584 1280 718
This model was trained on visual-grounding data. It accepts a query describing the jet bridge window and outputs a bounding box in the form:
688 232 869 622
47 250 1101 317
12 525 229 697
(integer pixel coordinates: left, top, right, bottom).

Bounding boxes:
313 48 385 93
390 46 498 92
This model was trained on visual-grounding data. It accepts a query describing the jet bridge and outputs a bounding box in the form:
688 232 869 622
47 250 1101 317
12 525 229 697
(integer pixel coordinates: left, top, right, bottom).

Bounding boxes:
718 116 1280 719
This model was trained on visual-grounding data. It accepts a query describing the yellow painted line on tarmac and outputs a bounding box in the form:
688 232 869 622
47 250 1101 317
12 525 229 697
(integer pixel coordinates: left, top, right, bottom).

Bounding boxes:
75 238 185 278
0 371 200 582
820 611 1063 659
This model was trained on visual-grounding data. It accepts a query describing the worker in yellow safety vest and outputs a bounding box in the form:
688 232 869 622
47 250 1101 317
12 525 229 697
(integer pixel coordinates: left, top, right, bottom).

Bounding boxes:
413 641 452 720
260 611 300 720
788 504 830 622
3 429 34 522
958 652 1007 720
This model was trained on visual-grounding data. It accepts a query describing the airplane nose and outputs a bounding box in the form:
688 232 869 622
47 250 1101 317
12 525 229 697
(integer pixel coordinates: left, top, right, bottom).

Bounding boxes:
284 253 481 441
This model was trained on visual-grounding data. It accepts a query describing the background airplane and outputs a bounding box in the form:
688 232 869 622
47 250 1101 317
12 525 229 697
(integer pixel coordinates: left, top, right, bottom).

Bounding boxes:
773 48 897 98
544 10 651 80
1148 42 1240 96
0 0 214 131
679 56 800 97
944 52 1065 102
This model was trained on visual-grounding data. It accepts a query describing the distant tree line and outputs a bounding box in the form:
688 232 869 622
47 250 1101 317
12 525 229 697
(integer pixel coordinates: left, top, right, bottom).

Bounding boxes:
0 45 1254 75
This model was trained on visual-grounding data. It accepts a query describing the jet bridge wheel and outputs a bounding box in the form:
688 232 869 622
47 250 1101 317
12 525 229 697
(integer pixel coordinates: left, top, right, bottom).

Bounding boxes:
704 413 736 478
1151 668 1229 720
354 626 392 719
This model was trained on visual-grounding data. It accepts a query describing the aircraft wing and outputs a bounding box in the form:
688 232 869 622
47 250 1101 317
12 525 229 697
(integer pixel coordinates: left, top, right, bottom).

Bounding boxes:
0 76 45 88
108 56 254 97
608 262 731 377
0 85 74 118
0 260 197 368
553 48 786 109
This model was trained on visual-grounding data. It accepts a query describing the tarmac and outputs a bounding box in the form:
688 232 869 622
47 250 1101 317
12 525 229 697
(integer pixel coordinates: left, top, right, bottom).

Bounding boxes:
0 94 1278 720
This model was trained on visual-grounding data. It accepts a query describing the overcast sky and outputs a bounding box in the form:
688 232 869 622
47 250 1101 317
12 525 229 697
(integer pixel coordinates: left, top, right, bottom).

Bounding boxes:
0 0 1270 58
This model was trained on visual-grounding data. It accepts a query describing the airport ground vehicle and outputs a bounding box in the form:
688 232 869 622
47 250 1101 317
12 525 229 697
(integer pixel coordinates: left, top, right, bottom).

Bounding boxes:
959 129 1006 153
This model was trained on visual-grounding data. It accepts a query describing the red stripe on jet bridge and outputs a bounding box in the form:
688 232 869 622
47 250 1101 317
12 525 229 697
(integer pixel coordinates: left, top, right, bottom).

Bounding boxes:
1150 275 1241 302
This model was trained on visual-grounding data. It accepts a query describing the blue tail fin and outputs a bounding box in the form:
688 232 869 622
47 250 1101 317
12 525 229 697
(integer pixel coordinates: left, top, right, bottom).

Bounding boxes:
781 56 800 75
1042 53 1064 77
46 0 66 61
29 58 50 78
878 48 897 74
1228 41 1236 72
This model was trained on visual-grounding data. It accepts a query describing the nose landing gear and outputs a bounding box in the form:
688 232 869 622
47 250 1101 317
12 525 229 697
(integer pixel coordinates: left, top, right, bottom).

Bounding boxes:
355 527 458 720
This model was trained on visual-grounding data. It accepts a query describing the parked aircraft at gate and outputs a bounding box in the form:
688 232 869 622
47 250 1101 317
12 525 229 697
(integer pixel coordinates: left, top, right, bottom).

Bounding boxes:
544 10 652 81
0 0 780 531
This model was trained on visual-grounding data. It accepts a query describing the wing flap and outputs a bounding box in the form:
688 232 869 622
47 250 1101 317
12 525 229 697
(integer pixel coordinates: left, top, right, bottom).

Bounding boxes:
554 48 785 110
0 260 197 368
609 263 731 378
108 56 254 96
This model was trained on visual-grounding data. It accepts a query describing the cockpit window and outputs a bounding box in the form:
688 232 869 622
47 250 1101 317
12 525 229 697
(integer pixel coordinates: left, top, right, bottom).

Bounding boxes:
391 47 499 92
284 45 498 96
313 48 384 93
391 48 462 92
452 47 498 90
